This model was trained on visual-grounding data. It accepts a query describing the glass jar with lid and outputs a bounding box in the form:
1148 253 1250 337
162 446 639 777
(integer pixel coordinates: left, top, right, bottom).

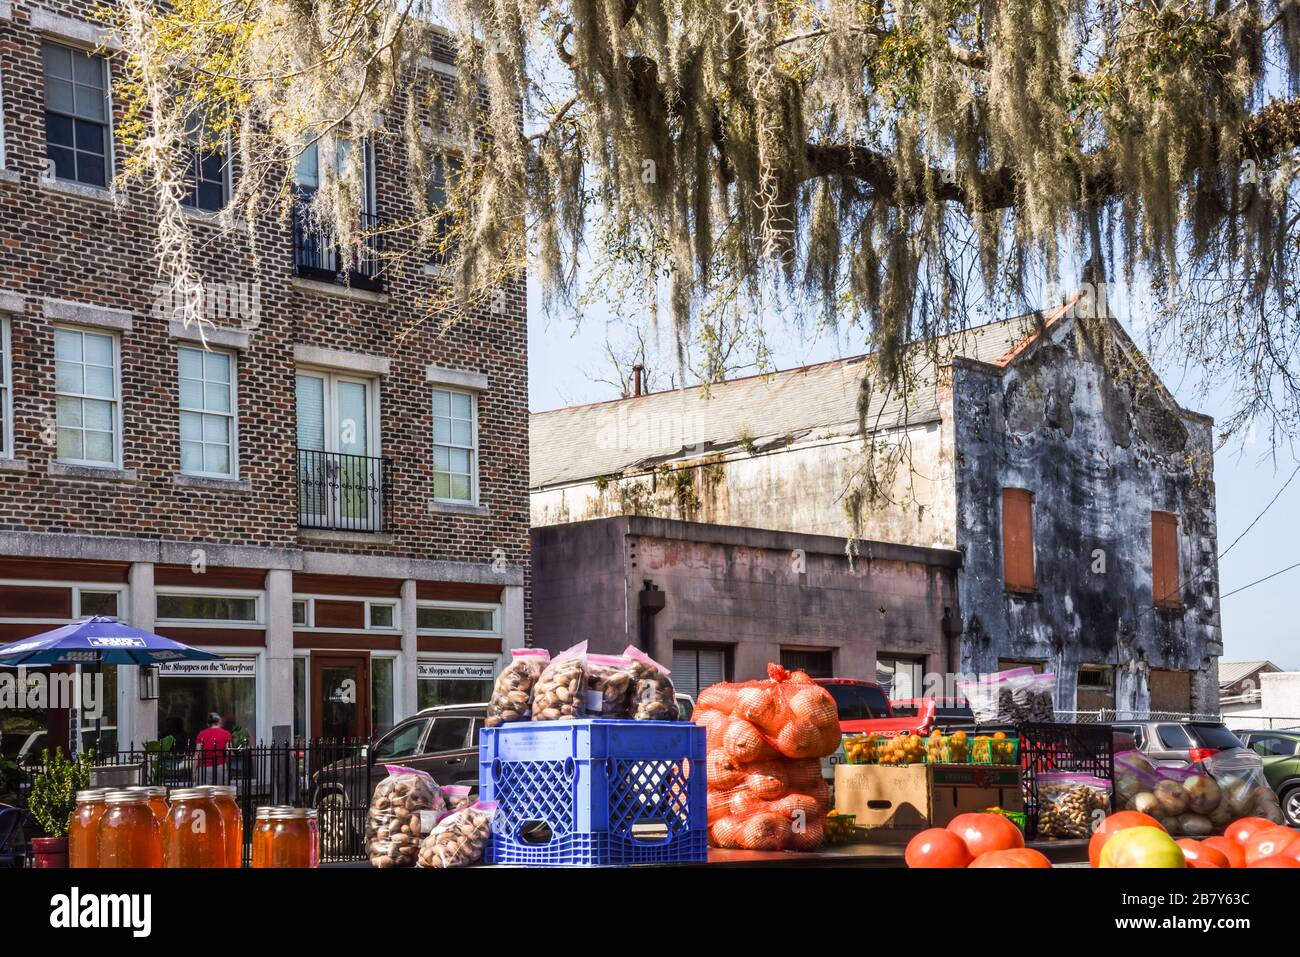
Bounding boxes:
207 785 243 867
69 789 108 868
127 786 169 825
269 808 319 868
98 790 163 868
251 806 277 868
163 787 227 868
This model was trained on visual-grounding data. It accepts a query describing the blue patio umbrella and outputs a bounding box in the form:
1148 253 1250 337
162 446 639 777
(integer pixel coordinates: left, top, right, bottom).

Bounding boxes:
0 616 223 753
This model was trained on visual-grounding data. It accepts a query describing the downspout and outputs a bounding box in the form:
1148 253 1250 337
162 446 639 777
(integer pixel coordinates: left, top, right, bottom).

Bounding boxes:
637 580 666 654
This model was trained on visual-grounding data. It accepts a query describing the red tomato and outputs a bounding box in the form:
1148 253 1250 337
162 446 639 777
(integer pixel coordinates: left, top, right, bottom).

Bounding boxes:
904 827 973 868
1088 811 1165 868
969 848 1052 869
946 813 1024 858
1225 816 1279 846
1201 836 1247 869
1248 856 1300 868
1176 839 1229 868
1243 827 1300 866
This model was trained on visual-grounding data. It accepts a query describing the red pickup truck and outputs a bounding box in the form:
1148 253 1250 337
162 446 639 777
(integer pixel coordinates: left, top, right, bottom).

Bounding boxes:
813 678 936 736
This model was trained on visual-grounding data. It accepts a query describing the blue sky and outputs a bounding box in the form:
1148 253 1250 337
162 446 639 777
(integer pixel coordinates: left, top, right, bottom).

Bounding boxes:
527 277 1300 670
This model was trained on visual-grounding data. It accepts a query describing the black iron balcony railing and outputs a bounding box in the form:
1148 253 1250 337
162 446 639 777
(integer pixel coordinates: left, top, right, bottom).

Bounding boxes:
292 205 385 293
297 448 392 533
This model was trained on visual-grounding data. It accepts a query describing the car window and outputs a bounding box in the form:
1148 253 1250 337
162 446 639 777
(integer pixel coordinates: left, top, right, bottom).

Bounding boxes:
824 684 890 720
470 719 483 748
423 717 473 754
1114 725 1144 748
1250 735 1299 757
372 720 428 760
1187 724 1244 750
1156 724 1193 749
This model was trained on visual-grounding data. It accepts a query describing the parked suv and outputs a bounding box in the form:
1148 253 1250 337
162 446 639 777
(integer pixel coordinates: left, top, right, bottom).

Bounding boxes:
1238 729 1300 826
1110 719 1254 766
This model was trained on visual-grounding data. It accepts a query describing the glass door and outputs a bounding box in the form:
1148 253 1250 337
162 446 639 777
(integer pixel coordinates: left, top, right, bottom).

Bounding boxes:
296 372 379 530
310 653 371 742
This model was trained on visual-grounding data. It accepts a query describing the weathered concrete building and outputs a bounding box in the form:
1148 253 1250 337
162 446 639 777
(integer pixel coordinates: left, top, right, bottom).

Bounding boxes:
530 305 1222 713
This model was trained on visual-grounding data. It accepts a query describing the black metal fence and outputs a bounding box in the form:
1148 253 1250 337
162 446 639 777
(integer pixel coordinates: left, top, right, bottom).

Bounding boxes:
17 739 373 865
292 205 385 292
297 447 392 533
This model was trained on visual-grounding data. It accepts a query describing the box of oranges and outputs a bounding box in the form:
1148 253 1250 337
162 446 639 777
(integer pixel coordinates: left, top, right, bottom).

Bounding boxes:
842 734 877 765
970 732 1020 765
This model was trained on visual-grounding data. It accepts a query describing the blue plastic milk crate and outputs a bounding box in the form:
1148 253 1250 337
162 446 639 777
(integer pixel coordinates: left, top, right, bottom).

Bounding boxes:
480 719 707 866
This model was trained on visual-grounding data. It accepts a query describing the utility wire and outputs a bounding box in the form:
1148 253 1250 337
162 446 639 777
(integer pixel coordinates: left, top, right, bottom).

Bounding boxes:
1221 560 1300 601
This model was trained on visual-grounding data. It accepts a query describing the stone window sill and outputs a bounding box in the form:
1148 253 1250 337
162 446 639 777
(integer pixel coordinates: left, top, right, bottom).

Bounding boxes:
427 500 489 518
298 528 396 546
48 462 140 483
0 169 21 186
39 177 126 208
0 457 29 474
173 473 252 493
290 276 389 306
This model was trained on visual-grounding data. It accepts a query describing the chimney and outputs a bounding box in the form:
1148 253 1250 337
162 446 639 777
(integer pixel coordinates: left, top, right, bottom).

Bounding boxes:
632 363 644 397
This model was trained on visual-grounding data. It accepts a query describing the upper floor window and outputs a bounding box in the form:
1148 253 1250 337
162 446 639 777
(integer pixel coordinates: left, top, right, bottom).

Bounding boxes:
426 151 461 265
181 113 228 212
156 592 260 623
0 318 11 459
55 326 119 466
432 387 475 503
292 138 381 289
178 345 237 477
42 42 111 188
1152 510 1182 608
1001 487 1036 593
0 74 8 170
415 603 498 634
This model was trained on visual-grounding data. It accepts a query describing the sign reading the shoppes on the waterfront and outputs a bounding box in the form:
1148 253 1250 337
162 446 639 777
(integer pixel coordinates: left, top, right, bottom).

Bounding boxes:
158 659 257 678
417 661 496 681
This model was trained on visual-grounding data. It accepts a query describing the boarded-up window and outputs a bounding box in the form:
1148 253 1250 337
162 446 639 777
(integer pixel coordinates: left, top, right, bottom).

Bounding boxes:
1149 668 1192 712
1002 488 1036 593
1076 665 1115 711
1152 511 1181 608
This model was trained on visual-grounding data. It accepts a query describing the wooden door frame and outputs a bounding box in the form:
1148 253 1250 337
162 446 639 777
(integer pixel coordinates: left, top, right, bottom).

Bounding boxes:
309 651 372 742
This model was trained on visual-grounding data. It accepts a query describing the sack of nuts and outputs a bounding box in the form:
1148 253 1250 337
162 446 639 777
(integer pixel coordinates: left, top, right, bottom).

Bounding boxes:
532 641 588 720
486 648 551 727
367 766 447 868
624 645 679 721
417 801 497 868
584 653 635 718
1037 772 1111 839
440 784 473 812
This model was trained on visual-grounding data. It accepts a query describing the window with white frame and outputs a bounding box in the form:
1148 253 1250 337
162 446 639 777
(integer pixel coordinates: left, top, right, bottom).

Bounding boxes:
178 345 237 477
415 603 497 634
42 41 111 188
0 318 11 458
0 73 8 170
156 592 260 623
181 112 229 212
432 388 475 502
55 326 119 466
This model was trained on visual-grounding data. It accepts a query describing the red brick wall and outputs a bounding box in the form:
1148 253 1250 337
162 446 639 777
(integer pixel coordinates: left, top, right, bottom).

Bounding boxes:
0 5 530 594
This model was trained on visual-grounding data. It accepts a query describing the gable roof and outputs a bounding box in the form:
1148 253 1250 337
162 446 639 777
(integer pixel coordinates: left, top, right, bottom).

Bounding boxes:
1218 660 1282 688
530 307 1070 490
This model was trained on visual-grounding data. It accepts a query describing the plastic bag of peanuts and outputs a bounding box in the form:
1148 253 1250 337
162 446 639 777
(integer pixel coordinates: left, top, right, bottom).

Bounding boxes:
1036 772 1111 839
486 648 551 727
417 801 497 868
624 645 679 721
584 653 636 718
532 641 588 720
367 766 446 868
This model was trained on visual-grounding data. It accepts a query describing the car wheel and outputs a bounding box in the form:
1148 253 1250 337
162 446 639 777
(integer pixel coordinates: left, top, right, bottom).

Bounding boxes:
315 789 354 859
1282 785 1300 828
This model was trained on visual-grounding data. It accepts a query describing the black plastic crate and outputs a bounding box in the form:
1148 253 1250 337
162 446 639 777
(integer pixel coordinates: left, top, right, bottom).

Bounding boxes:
1018 722 1114 840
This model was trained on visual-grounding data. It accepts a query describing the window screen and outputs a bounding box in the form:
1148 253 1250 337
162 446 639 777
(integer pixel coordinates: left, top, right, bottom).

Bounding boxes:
671 646 727 697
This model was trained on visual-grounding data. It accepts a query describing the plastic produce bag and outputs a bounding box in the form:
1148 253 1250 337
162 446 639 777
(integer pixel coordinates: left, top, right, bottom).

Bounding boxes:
486 648 551 727
958 667 1055 724
367 766 446 868
417 801 497 868
1037 772 1111 839
624 646 679 720
532 641 587 720
584 653 635 718
440 785 473 812
1205 749 1284 824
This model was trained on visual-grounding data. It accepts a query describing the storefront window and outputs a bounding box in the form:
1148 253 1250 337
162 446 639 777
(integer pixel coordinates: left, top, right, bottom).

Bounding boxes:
77 665 117 754
156 593 258 622
157 659 257 746
77 590 120 617
416 659 495 709
415 606 495 633
372 658 395 735
0 671 46 764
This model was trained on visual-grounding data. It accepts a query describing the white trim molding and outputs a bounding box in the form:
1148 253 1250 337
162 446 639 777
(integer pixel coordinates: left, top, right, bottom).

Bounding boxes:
44 298 133 331
0 290 25 314
425 364 489 391
29 7 124 52
294 343 391 377
0 2 13 21
168 320 251 352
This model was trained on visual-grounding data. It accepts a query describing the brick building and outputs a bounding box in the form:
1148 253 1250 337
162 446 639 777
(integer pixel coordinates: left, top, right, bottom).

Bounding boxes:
0 3 529 755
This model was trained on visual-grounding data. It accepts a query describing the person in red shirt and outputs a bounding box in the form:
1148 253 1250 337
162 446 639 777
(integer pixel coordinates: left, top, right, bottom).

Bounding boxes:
195 712 232 779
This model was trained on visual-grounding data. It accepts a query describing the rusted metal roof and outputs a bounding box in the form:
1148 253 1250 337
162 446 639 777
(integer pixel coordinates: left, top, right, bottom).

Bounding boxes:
530 310 1059 490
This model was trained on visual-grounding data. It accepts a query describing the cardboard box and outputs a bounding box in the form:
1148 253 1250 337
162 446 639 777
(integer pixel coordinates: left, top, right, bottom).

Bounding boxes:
834 763 1024 844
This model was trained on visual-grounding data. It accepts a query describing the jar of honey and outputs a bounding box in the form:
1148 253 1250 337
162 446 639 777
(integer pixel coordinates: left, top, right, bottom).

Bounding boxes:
163 787 227 868
98 790 163 868
127 786 170 825
69 789 108 868
269 808 319 868
208 785 243 867
251 806 276 868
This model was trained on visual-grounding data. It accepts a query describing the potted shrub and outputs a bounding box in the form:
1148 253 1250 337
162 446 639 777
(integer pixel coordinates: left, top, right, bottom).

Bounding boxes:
27 747 93 868
228 725 250 775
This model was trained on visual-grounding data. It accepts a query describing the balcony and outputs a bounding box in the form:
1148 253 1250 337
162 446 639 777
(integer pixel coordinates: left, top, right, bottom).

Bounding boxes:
292 206 385 293
297 448 392 533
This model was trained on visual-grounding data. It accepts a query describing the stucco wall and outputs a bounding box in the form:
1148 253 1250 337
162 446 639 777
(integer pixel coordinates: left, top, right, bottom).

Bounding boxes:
950 320 1222 712
531 516 961 684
